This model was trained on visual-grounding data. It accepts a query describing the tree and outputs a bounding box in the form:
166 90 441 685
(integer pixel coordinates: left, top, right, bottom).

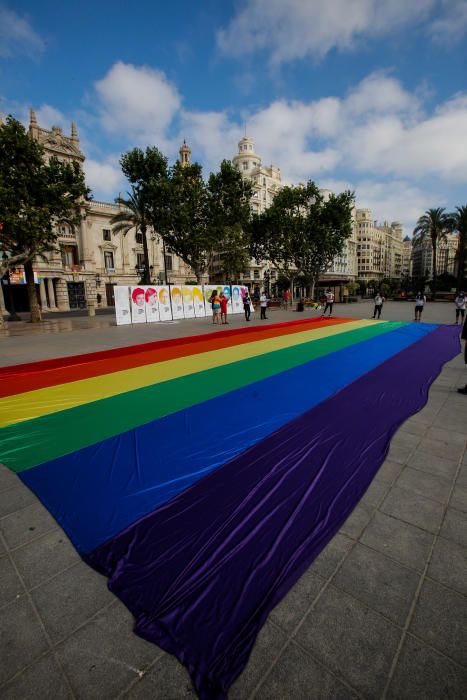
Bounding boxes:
0 116 88 322
413 208 452 300
113 147 169 284
452 205 467 291
250 181 354 298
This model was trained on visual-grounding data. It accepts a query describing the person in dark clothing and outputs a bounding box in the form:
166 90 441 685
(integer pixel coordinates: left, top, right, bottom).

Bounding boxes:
458 314 467 394
243 291 252 321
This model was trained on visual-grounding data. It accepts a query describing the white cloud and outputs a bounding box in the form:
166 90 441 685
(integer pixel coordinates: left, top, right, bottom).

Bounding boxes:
84 157 125 199
0 5 45 58
429 0 467 41
217 0 436 64
94 62 181 149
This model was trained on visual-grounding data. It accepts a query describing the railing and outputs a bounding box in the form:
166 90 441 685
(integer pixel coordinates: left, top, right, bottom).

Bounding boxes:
90 200 120 210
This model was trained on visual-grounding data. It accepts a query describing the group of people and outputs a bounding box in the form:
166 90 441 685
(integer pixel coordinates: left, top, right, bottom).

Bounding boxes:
208 289 270 324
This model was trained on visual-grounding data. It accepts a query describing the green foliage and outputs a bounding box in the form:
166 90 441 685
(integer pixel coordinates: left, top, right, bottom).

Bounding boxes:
111 186 152 283
250 181 354 294
451 205 467 290
413 207 453 300
0 116 89 321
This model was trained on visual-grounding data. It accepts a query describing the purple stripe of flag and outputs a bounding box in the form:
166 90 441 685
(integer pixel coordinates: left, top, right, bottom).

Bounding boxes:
87 324 460 699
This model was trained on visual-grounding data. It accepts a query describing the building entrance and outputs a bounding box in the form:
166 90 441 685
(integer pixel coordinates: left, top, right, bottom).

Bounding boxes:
105 283 116 306
67 282 86 309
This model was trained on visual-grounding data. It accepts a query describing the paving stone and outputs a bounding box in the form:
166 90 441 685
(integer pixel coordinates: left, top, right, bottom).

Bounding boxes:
0 464 19 494
386 442 414 465
372 460 404 485
387 633 467 699
360 511 434 572
0 597 49 685
390 431 421 451
295 585 401 698
339 502 373 539
450 484 467 515
0 501 58 550
122 649 196 699
429 426 466 446
417 431 464 462
31 560 114 644
458 461 467 487
404 413 433 428
0 535 5 557
12 529 80 590
440 508 467 548
0 485 38 519
427 536 467 596
333 543 420 626
410 578 467 667
407 451 460 480
380 485 445 534
360 478 391 508
0 555 23 609
255 640 357 699
310 533 353 580
397 422 427 438
229 620 288 699
0 653 72 700
270 569 324 633
56 600 159 700
396 467 452 505
434 408 467 434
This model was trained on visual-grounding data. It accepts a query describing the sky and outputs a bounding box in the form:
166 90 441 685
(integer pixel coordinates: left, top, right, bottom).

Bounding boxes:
1 0 467 235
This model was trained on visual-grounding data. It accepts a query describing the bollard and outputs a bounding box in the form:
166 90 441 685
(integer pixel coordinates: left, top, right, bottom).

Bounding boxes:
87 301 96 317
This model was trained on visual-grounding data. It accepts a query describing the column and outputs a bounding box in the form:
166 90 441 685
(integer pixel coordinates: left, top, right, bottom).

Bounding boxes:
39 279 48 309
47 278 57 309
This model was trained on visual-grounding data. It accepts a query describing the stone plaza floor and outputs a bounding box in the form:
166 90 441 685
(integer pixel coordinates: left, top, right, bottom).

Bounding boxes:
0 302 466 698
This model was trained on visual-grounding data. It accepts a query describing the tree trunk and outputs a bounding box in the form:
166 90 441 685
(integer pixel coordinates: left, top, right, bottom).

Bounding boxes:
24 260 42 323
432 239 437 301
141 226 151 284
289 275 295 301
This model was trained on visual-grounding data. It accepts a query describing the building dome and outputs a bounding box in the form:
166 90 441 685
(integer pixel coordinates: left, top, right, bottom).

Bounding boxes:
232 135 262 173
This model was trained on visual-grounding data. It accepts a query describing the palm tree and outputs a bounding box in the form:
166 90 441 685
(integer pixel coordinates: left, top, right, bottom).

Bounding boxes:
413 208 452 300
451 205 467 291
111 187 151 284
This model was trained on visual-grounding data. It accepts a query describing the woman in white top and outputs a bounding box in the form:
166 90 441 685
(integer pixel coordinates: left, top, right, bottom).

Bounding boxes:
414 292 426 322
454 292 465 325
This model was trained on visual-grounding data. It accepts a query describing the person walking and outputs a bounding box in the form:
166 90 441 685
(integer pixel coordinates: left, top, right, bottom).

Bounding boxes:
414 291 426 321
458 314 467 394
372 291 385 319
454 291 465 325
322 288 334 317
260 291 268 320
243 290 252 321
220 293 229 324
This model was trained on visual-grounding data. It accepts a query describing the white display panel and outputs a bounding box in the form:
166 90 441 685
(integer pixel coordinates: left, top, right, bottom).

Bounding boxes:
182 286 195 318
193 285 206 317
156 286 173 321
231 285 243 314
130 286 147 323
114 286 132 325
170 285 185 320
143 286 160 323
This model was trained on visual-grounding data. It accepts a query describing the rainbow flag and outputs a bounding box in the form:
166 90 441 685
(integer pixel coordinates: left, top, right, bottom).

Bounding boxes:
0 317 460 699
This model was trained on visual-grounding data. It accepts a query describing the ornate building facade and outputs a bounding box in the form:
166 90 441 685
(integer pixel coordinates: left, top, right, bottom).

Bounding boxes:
411 233 459 280
355 209 404 282
3 110 193 313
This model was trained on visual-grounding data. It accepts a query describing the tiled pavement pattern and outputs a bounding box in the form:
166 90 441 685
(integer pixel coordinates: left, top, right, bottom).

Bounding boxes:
1 311 466 698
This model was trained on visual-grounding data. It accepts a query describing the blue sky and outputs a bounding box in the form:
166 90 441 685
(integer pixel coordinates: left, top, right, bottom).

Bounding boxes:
1 0 467 234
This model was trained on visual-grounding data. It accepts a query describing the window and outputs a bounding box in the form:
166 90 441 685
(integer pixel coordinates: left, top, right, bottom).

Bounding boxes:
165 255 173 271
254 270 260 280
243 161 248 170
104 251 114 271
61 245 78 267
135 231 143 244
244 145 248 151
263 177 266 186
103 229 111 241
136 253 145 269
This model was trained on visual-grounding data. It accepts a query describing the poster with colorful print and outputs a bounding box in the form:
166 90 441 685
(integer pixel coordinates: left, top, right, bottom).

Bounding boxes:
181 286 195 318
130 287 147 323
170 286 185 320
114 286 132 325
192 286 206 317
221 285 234 312
156 286 172 321
143 287 160 323
231 285 243 314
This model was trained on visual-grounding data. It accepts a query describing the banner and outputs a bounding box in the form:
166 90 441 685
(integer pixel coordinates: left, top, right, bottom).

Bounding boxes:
170 286 185 320
143 286 160 323
181 286 195 318
130 287 147 323
231 285 244 314
156 286 172 321
114 286 132 326
192 286 206 317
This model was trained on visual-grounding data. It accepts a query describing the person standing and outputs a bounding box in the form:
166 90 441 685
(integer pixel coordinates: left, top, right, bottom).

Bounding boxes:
322 288 334 317
212 292 221 324
414 291 426 321
458 314 467 394
372 291 385 319
454 291 465 325
243 290 252 321
260 291 268 320
220 293 229 324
